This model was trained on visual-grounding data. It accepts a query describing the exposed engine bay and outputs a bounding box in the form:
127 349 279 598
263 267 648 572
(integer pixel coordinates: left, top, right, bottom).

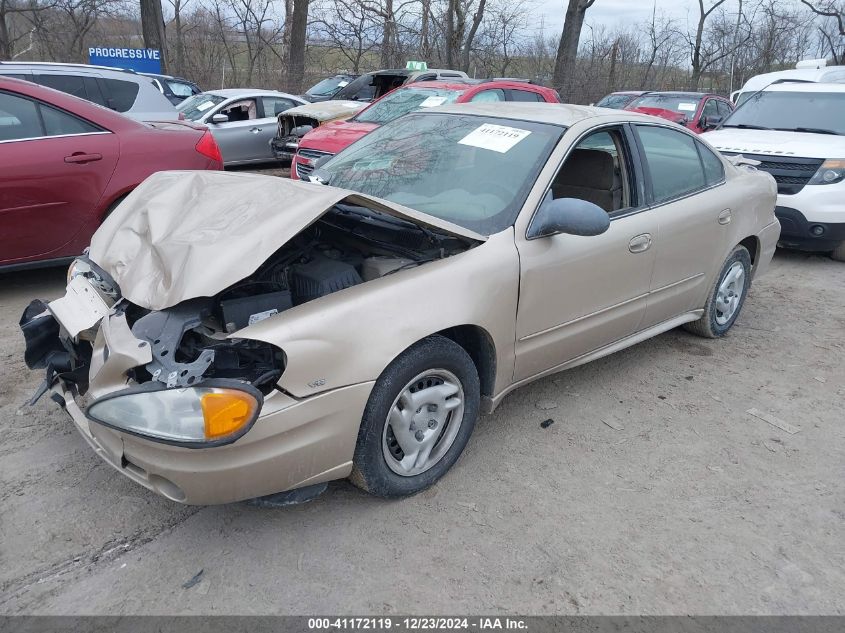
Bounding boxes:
22 202 475 402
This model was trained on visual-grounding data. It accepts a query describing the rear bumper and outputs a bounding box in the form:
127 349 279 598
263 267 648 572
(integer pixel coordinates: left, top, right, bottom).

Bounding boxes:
775 206 845 252
55 378 373 505
753 219 781 279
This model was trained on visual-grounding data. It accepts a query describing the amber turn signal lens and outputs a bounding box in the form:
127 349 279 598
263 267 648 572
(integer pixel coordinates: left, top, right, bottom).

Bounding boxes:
201 391 257 439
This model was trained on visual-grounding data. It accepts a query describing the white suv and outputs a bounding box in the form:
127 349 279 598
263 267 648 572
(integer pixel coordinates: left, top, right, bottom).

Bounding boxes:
703 83 845 261
0 62 177 121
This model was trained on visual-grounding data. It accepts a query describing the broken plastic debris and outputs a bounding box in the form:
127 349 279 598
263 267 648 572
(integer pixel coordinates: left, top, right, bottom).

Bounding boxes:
602 418 624 431
540 419 555 429
182 569 204 589
746 408 800 435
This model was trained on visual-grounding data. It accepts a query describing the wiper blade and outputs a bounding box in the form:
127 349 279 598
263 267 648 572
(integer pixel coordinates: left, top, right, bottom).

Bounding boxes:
721 123 772 130
777 127 840 136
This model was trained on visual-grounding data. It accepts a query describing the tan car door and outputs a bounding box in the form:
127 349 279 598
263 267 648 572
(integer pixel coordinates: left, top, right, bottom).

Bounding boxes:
631 124 733 328
513 124 657 382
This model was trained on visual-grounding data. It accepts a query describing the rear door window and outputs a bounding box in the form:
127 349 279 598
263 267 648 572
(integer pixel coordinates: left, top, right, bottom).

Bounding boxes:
0 91 102 141
34 74 88 100
470 89 505 103
261 96 297 118
509 89 542 102
100 78 140 112
41 103 102 136
635 125 707 203
0 92 43 141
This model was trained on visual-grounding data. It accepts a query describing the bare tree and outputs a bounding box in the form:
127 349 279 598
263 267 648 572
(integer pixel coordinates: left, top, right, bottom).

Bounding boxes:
141 0 168 72
285 0 309 92
312 0 379 71
552 0 595 101
689 0 728 88
800 0 844 61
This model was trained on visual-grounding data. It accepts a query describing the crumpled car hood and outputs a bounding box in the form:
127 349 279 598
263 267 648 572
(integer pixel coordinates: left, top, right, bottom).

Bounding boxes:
89 171 485 311
280 100 365 121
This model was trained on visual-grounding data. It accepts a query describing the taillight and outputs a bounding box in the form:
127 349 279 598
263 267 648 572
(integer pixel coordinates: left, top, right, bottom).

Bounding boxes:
195 131 222 163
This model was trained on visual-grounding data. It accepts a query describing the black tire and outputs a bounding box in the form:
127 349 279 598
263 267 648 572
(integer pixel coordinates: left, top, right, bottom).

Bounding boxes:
684 245 752 339
831 241 845 262
349 335 480 497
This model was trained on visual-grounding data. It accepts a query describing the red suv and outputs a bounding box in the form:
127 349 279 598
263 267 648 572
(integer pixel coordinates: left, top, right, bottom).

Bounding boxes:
0 77 223 270
292 80 560 179
625 91 734 134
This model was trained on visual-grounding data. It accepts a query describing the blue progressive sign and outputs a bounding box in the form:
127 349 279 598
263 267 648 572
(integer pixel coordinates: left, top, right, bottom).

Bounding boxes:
88 47 162 73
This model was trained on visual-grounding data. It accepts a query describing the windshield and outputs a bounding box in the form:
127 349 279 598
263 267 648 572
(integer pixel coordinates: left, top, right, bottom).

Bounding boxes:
723 91 845 135
307 76 351 97
354 87 462 125
596 93 637 109
167 80 196 98
628 94 701 115
177 94 226 120
321 113 563 235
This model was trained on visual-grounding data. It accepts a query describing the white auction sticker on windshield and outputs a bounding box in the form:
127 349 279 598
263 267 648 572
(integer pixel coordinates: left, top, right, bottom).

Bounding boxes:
419 95 448 108
338 81 349 87
678 102 697 112
196 101 215 112
458 123 531 153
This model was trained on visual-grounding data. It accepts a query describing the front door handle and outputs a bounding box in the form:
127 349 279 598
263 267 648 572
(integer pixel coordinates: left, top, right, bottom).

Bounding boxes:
718 208 732 225
250 127 262 133
628 233 653 253
64 152 103 164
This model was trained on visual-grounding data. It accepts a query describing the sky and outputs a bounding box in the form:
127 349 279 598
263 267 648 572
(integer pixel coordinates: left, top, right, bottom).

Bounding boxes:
532 0 789 37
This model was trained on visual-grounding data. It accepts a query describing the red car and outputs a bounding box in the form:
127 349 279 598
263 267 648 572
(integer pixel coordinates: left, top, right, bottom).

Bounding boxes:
292 80 560 179
625 91 734 134
0 77 223 270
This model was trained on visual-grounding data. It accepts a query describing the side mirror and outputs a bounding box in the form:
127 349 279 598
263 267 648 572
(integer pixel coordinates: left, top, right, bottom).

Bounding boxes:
701 115 722 131
210 113 229 124
527 197 610 239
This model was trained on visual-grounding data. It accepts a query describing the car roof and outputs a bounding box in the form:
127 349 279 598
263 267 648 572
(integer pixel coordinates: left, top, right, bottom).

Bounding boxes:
636 91 715 99
761 81 845 93
740 67 845 91
0 61 143 77
430 101 655 127
203 88 300 98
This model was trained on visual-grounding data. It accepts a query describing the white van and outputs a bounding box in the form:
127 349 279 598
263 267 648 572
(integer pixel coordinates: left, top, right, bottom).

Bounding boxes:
703 83 845 260
731 60 845 106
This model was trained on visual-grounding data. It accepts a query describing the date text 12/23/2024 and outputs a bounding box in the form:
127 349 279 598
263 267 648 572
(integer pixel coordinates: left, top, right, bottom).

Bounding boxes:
308 618 528 630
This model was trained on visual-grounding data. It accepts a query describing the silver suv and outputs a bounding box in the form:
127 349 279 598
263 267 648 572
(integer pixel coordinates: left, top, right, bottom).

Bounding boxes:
0 61 177 121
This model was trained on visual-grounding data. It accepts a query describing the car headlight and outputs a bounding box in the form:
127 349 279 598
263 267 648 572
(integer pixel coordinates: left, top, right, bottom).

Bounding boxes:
86 380 263 447
67 258 85 285
808 159 845 185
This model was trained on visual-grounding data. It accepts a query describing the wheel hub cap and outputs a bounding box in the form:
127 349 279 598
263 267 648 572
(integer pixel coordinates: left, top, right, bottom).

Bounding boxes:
382 370 465 477
715 262 745 326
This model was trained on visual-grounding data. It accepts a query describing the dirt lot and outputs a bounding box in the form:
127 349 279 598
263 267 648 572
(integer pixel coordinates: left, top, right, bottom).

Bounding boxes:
0 243 843 615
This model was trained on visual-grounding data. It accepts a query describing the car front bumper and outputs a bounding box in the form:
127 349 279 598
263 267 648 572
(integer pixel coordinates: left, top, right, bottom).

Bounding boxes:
269 136 299 161
775 206 845 252
54 378 373 505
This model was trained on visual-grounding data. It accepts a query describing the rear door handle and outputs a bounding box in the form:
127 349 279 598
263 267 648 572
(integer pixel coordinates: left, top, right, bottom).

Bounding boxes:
250 127 262 133
628 233 653 253
64 152 102 164
718 208 732 225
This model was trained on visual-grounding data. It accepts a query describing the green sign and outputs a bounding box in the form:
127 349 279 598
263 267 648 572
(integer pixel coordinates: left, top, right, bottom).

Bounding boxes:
405 60 428 71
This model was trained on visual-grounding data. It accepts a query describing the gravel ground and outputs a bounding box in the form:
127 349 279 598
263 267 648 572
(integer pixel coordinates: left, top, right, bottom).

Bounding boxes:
0 213 843 614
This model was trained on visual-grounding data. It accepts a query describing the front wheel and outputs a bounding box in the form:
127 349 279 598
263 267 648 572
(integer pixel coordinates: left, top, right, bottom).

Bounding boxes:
350 335 480 497
684 245 751 338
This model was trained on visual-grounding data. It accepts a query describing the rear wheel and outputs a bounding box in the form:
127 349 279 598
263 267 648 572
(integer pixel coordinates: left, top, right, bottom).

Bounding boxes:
684 245 751 338
831 241 845 262
350 335 479 497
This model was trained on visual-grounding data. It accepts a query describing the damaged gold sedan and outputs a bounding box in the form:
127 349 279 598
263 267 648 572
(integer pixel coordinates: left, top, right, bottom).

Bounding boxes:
21 104 780 504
